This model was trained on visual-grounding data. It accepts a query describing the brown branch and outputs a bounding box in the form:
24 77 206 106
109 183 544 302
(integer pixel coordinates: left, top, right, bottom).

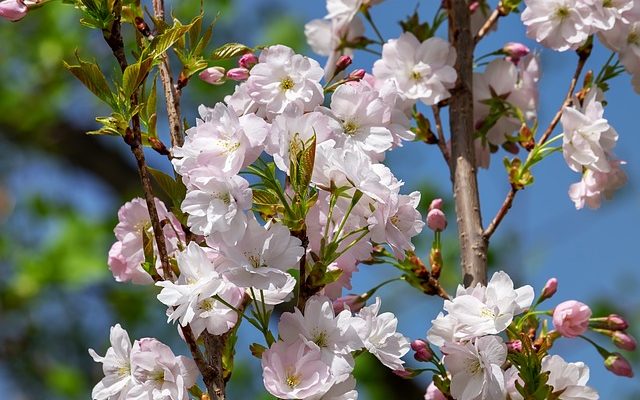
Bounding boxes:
448 0 488 287
473 5 503 45
431 105 451 165
483 186 517 240
203 333 228 400
536 45 591 146
151 0 184 148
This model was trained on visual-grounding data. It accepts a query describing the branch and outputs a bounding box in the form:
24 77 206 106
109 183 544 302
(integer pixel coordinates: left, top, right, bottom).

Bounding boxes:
483 186 517 240
103 0 172 279
431 105 450 165
448 0 488 287
536 45 591 146
473 5 503 45
152 0 184 148
482 43 591 240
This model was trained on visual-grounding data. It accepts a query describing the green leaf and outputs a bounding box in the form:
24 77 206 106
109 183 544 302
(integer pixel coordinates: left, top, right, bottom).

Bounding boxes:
145 17 201 60
211 42 251 60
64 55 114 106
147 167 187 212
298 134 316 190
122 57 153 98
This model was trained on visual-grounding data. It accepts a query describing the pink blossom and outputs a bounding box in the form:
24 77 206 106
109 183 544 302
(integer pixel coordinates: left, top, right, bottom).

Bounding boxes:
411 339 433 362
568 159 627 210
428 198 444 211
541 277 558 300
332 294 366 313
503 42 530 64
552 300 592 338
612 331 637 351
198 67 225 85
261 339 333 399
0 0 27 22
424 382 447 400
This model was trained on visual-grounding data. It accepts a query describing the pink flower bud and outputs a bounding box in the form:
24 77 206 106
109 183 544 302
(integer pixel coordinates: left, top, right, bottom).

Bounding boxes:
506 340 523 353
541 278 558 301
425 382 447 400
226 67 250 81
503 42 530 64
238 53 258 69
552 300 592 338
469 0 480 13
392 368 414 378
198 67 225 85
612 331 637 351
607 314 629 331
605 353 634 377
0 0 27 21
349 68 366 81
428 198 444 212
426 209 447 232
336 55 353 72
411 339 433 362
332 294 365 313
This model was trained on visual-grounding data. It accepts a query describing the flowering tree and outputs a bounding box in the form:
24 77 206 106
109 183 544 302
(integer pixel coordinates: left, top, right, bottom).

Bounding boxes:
2 0 638 399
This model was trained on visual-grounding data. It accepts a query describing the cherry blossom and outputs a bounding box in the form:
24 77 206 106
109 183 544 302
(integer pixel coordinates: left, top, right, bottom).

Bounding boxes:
88 324 135 400
568 159 627 209
0 0 27 21
542 355 599 399
521 0 592 51
373 33 457 105
552 300 592 338
368 191 424 258
442 335 507 400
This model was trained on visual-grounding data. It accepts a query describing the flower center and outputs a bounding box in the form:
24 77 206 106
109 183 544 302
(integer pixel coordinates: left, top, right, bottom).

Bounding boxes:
466 358 483 375
555 6 570 19
390 215 400 226
343 120 359 135
603 0 613 7
200 298 215 311
480 307 496 319
150 369 165 383
219 139 241 155
117 363 131 377
213 191 231 205
312 330 329 348
285 370 301 388
628 31 640 46
247 254 266 269
411 70 422 81
280 76 295 90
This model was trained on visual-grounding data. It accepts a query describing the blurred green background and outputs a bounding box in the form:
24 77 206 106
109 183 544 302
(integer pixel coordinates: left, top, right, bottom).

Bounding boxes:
0 1 638 399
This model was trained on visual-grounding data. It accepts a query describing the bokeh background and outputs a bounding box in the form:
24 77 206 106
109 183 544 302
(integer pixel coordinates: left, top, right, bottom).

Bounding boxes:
0 1 638 399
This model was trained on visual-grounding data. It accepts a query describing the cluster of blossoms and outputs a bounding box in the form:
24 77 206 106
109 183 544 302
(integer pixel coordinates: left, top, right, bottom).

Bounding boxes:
262 295 409 399
89 324 198 400
0 0 32 21
561 88 627 209
415 273 636 400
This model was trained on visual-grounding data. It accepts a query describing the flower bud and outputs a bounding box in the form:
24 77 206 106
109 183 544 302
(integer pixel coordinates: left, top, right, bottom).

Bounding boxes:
540 278 558 301
425 382 447 400
226 67 250 81
503 42 530 64
612 331 637 351
426 209 447 232
198 67 225 85
0 0 27 21
506 340 523 353
604 353 634 377
411 339 433 362
590 314 629 331
428 198 444 212
348 68 366 81
552 300 591 338
332 294 365 313
238 53 258 69
335 55 353 73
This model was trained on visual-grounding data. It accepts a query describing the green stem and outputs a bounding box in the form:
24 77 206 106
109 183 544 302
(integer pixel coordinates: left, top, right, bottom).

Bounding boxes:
363 9 384 44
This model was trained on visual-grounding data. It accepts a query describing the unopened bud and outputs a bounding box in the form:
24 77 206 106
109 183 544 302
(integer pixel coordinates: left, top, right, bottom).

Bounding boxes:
332 294 366 313
503 42 530 64
0 0 27 21
148 137 170 156
393 368 419 378
605 353 634 377
335 55 353 74
469 0 480 13
612 331 637 352
506 340 523 353
591 314 629 331
411 339 433 362
502 141 519 154
540 278 558 301
238 53 258 69
199 67 225 85
226 67 250 81
519 124 535 151
135 16 152 37
428 198 444 212
427 209 447 232
348 68 366 81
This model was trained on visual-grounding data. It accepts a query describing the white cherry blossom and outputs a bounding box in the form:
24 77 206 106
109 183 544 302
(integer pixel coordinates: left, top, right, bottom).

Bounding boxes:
89 324 136 400
373 32 457 105
521 0 592 51
542 355 599 399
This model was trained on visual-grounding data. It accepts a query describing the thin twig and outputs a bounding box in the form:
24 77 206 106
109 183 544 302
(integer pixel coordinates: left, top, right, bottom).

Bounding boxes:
431 105 450 165
103 0 172 279
536 50 590 146
152 0 184 148
483 186 517 240
473 6 502 45
181 325 217 383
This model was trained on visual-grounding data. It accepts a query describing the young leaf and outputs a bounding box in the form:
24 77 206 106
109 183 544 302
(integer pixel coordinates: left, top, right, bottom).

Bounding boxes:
211 42 251 60
64 55 115 107
122 57 153 98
